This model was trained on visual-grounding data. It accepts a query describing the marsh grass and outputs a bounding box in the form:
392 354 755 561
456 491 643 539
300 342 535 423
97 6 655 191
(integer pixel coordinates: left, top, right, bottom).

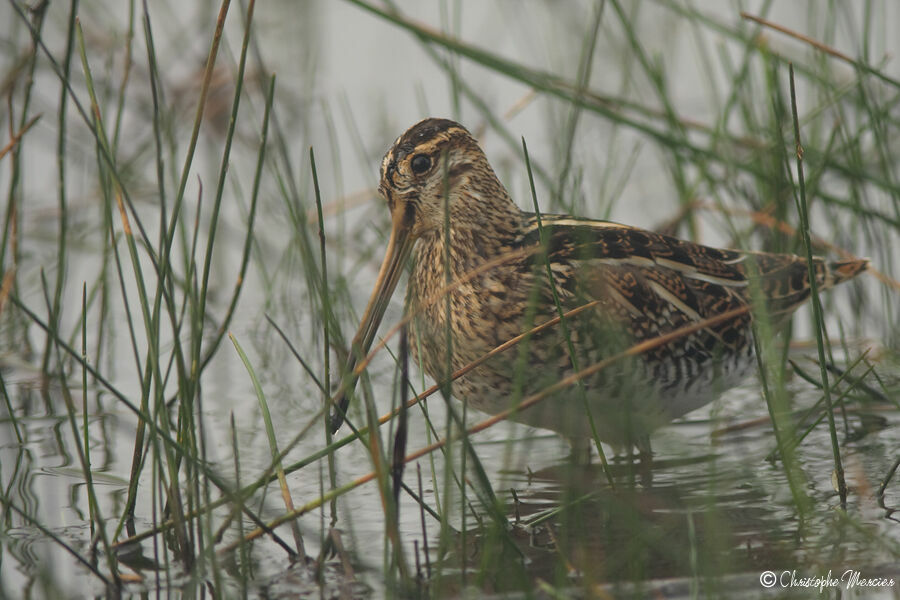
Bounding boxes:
0 0 898 598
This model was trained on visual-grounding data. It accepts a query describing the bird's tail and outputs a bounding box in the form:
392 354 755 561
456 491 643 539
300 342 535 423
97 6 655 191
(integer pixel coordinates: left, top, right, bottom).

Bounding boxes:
755 254 868 321
825 258 869 288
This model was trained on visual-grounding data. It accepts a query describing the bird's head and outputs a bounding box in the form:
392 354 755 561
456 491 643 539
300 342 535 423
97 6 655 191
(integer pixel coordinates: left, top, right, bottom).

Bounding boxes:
378 117 502 238
329 118 512 432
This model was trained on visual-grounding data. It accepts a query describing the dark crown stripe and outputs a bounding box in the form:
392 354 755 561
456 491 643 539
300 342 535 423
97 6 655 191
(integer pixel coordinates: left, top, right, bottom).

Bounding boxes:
395 118 470 155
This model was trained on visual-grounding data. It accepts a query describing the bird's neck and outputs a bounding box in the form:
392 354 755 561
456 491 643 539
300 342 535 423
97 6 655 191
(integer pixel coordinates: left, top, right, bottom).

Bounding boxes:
417 197 524 275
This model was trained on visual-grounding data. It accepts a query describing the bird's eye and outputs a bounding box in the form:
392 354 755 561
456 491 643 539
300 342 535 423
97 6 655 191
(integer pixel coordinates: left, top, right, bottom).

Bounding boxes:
410 154 431 174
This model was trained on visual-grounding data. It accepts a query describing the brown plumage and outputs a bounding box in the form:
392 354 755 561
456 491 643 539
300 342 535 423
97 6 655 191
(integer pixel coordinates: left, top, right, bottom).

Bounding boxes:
330 118 867 452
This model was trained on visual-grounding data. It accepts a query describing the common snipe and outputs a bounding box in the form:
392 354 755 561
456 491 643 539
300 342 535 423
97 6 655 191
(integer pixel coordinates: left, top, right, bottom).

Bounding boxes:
330 118 867 454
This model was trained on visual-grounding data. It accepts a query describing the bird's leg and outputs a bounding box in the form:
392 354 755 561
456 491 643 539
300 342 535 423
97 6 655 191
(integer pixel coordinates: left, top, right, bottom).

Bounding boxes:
637 436 654 486
567 437 593 465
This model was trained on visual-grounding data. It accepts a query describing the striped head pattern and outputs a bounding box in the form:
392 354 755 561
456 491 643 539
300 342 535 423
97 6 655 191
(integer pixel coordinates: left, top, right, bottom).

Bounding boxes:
378 118 519 239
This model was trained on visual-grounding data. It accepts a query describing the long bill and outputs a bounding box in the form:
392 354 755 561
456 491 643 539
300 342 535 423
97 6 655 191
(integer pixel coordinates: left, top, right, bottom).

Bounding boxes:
329 206 417 433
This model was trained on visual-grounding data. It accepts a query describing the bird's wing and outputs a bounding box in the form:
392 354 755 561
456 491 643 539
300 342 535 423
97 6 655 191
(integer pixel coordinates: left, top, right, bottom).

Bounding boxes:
517 216 751 366
522 215 864 331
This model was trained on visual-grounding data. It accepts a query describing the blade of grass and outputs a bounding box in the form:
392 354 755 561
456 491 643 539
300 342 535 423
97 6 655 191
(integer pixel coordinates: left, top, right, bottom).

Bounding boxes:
40 274 121 586
788 63 847 506
230 413 249 598
0 369 23 444
1 1 47 356
41 0 78 376
741 11 900 89
230 332 306 558
522 136 614 485
310 145 340 528
199 72 275 372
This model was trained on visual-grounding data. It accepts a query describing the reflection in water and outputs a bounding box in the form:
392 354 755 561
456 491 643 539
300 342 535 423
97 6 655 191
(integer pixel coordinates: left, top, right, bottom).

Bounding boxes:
427 414 900 595
2 341 898 596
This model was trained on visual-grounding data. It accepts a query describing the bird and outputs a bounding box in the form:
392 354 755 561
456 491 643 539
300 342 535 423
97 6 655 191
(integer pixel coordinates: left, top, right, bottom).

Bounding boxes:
328 117 867 458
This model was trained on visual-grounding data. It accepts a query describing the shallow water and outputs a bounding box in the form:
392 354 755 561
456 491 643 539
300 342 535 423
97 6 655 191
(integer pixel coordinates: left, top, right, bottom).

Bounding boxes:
4 373 897 597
